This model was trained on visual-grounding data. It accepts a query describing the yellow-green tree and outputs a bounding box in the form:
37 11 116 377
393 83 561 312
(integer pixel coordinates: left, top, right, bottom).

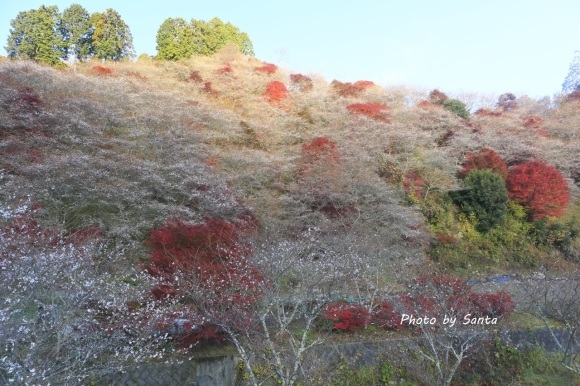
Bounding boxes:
90 9 134 61
155 16 254 60
155 17 196 60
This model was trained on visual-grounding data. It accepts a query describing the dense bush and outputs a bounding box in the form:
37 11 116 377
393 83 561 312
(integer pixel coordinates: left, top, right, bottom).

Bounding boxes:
401 274 473 321
91 65 114 76
322 301 370 332
442 98 470 119
298 136 341 179
290 73 313 92
469 291 515 318
371 301 401 330
429 89 448 104
507 161 570 219
263 80 289 105
346 102 390 121
331 79 375 97
452 170 508 232
458 147 508 180
254 63 277 74
498 93 517 110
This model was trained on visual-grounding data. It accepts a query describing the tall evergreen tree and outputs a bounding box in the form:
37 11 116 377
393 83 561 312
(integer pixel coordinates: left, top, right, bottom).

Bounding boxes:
156 18 196 60
5 6 64 66
60 4 91 62
452 170 508 232
90 9 134 61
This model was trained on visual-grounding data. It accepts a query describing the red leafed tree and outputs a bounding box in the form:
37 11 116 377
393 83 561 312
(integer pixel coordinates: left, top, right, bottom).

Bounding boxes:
401 275 473 323
290 73 313 92
298 136 341 180
331 79 375 97
403 170 425 199
469 291 515 318
506 161 570 219
458 148 508 180
144 217 265 341
264 81 289 105
322 301 370 332
346 102 390 121
371 301 401 330
254 63 278 75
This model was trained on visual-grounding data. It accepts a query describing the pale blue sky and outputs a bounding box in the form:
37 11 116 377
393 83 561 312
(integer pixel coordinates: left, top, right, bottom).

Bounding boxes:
1 1 579 98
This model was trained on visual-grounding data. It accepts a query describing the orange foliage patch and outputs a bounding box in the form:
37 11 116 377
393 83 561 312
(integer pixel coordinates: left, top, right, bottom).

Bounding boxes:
91 65 114 76
290 73 313 92
254 63 277 75
458 148 508 180
188 70 203 83
507 160 570 219
474 108 502 117
417 100 433 109
216 63 233 75
346 102 390 121
203 82 219 97
264 81 289 106
331 80 375 97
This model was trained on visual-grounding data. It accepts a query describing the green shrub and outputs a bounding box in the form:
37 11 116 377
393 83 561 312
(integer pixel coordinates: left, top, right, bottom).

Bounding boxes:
442 98 470 119
451 170 508 232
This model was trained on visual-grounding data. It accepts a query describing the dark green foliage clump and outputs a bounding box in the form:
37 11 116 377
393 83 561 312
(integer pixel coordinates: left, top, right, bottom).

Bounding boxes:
452 170 508 232
442 98 470 119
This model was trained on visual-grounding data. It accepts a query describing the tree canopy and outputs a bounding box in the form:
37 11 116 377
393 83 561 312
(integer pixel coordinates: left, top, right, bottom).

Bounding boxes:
5 4 134 65
156 16 254 60
90 9 135 62
5 6 64 66
60 4 92 61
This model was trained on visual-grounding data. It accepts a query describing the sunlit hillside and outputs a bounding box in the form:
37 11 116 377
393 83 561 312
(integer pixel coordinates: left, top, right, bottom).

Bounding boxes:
1 49 579 385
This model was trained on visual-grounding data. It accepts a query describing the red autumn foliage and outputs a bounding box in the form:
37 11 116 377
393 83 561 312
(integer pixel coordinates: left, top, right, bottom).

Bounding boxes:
458 148 508 180
188 70 203 83
298 136 341 179
331 80 375 97
522 115 549 136
143 217 265 308
254 63 278 75
346 102 390 121
403 170 425 199
436 129 455 146
290 73 313 92
322 301 370 332
469 291 515 318
401 275 474 323
263 81 289 105
203 81 219 96
429 89 448 104
216 63 233 75
417 100 433 109
506 160 570 219
13 87 42 114
521 115 544 129
371 301 401 330
474 108 502 117
92 65 114 76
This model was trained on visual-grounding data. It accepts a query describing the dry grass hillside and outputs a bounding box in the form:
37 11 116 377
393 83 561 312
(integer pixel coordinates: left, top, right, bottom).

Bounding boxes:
1 49 579 385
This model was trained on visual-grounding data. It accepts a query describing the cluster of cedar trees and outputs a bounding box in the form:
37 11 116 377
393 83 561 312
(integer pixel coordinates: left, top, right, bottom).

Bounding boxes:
5 4 254 65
